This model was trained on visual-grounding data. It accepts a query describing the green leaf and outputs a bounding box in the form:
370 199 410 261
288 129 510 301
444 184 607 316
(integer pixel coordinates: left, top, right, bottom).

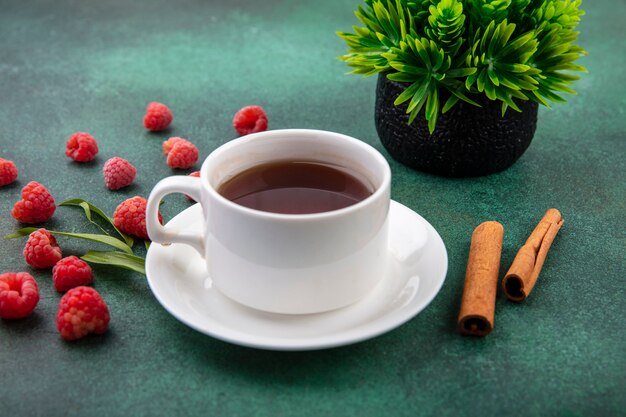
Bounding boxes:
338 0 588 132
497 31 537 60
5 228 133 255
499 71 539 90
535 85 567 103
446 68 476 78
487 20 503 58
529 90 551 106
388 62 428 75
406 79 431 113
487 67 500 86
494 21 516 54
479 21 495 53
432 42 444 69
373 2 398 42
356 5 384 34
81 251 145 275
387 72 420 83
477 70 487 92
425 85 440 134
442 94 459 114
448 88 481 107
494 62 530 72
484 80 497 100
407 93 427 124
414 38 432 68
465 69 479 89
394 80 422 105
60 199 134 247
507 88 530 101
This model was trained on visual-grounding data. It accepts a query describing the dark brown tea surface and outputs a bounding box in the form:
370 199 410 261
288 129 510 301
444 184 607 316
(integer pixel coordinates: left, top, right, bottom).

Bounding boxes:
217 160 373 214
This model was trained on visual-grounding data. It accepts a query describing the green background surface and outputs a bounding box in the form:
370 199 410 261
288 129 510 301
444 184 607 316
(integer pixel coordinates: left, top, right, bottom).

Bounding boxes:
0 1 624 416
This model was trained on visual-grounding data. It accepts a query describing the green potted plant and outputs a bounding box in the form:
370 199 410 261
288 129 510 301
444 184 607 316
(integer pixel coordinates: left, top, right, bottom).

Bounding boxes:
338 0 586 176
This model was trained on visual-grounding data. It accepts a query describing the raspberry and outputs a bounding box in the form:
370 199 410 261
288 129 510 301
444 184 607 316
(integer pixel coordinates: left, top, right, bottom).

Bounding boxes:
232 105 268 136
113 196 162 240
23 228 63 269
11 181 56 223
0 158 18 187
56 286 110 341
65 132 99 162
162 136 183 155
53 256 93 292
186 171 200 201
103 157 136 190
143 102 173 131
0 272 40 319
163 137 198 169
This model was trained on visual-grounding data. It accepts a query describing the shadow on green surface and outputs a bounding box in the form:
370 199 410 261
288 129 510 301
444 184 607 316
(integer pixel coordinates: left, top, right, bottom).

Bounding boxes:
1 311 46 335
143 127 174 140
65 158 100 169
58 329 115 351
196 336 388 387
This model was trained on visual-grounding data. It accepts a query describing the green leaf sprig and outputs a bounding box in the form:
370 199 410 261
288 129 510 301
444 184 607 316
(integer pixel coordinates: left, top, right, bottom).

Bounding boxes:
337 0 587 133
5 198 146 274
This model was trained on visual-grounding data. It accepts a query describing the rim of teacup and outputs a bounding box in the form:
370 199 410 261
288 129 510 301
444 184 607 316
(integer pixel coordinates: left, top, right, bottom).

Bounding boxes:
200 129 391 221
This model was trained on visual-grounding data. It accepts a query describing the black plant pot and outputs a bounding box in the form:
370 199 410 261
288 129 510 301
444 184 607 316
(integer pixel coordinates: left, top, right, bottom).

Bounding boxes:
375 74 539 177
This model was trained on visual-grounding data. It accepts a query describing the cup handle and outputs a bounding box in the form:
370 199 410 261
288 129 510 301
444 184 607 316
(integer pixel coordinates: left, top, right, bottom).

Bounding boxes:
146 176 205 256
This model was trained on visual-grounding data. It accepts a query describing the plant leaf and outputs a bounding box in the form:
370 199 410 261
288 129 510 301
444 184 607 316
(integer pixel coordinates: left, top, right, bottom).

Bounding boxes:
394 80 421 105
81 251 145 275
60 199 134 247
442 94 459 113
406 79 431 113
5 228 133 254
387 72 419 83
446 67 476 78
407 97 427 124
425 85 440 134
338 0 588 132
388 62 429 75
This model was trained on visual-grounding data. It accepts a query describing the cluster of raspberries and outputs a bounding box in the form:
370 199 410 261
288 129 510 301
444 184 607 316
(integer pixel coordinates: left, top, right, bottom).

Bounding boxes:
1 103 268 341
2 185 157 340
0 103 267 190
1 193 156 339
0 194 155 340
0 269 109 341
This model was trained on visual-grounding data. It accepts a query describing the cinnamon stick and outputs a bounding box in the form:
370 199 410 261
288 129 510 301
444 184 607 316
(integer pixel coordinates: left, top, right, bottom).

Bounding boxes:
458 221 504 337
502 208 564 302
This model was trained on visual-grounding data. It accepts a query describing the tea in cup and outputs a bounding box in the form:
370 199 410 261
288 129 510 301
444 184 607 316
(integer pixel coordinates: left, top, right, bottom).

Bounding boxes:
146 129 391 314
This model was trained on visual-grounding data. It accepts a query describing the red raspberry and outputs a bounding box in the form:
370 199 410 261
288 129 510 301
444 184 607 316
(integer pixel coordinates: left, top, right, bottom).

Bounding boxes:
162 136 183 155
186 171 200 201
0 158 18 187
11 181 56 223
143 102 173 131
53 256 93 292
163 137 199 169
0 272 40 319
65 132 99 162
103 157 136 190
56 286 109 341
113 196 162 240
232 105 268 136
23 228 63 269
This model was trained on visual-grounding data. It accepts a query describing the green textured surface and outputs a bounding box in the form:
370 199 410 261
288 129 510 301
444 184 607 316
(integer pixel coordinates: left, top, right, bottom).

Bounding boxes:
0 1 624 416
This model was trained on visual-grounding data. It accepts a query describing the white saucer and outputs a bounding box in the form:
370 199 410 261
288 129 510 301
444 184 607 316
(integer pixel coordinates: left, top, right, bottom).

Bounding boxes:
146 201 448 351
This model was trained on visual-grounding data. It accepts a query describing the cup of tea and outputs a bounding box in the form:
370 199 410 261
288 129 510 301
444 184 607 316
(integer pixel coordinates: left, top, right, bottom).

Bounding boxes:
146 129 391 314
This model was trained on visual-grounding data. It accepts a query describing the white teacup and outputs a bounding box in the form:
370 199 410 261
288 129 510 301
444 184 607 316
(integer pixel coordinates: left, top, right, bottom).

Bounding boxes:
146 129 391 314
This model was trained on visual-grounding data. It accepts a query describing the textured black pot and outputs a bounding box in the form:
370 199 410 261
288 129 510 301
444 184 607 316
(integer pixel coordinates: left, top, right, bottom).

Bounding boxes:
375 74 539 177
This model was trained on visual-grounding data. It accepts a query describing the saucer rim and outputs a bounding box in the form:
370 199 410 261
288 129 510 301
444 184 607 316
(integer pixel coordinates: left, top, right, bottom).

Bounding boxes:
146 201 448 351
